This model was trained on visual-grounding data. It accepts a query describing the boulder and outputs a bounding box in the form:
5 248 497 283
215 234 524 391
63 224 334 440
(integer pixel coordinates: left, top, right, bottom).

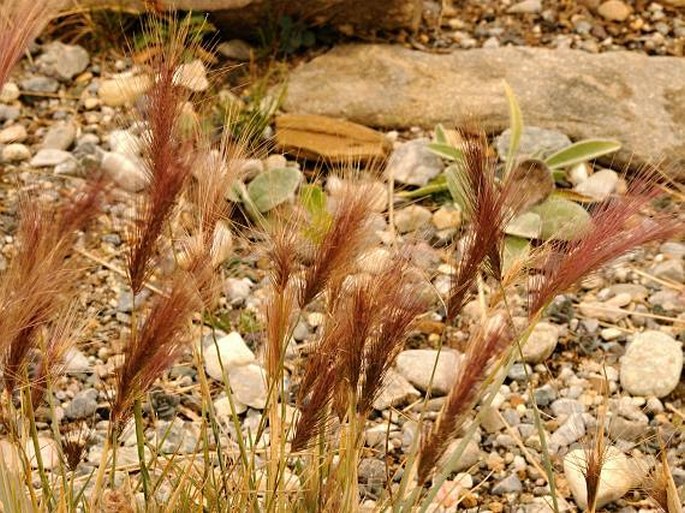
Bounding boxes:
283 45 685 180
71 1 422 34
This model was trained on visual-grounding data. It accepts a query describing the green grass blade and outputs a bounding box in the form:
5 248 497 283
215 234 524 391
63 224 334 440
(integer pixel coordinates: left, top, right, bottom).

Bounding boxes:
544 139 621 170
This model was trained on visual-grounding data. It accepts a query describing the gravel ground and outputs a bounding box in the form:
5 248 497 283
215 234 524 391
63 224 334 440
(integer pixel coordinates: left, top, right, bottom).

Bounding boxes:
0 8 684 512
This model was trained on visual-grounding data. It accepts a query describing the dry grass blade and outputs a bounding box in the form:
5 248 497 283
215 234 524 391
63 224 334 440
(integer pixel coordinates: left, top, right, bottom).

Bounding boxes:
529 169 684 316
112 271 201 427
0 0 52 89
418 314 512 484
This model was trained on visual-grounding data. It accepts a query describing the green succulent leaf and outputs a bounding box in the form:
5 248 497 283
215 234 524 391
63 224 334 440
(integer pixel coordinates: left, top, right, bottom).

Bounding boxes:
434 123 449 145
247 167 302 212
505 212 542 239
427 142 463 161
503 236 531 273
530 197 592 240
544 139 621 170
300 183 332 242
445 164 468 212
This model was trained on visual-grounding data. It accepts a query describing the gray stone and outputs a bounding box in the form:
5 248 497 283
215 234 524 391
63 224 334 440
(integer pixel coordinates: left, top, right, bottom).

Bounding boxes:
492 474 523 495
21 76 59 94
64 389 98 419
283 45 685 179
359 458 386 496
224 277 253 304
227 363 267 409
42 121 77 150
551 398 585 417
2 143 30 162
521 322 559 363
37 42 90 81
373 369 420 410
204 331 256 381
30 149 73 167
508 362 532 381
0 105 20 121
100 151 148 192
395 349 462 395
155 419 199 454
63 347 90 373
394 204 432 233
660 241 685 258
549 412 585 451
574 169 619 201
26 438 60 470
385 138 443 186
534 384 557 406
174 60 209 92
620 331 683 398
437 438 481 473
649 260 684 283
497 126 573 161
217 39 254 61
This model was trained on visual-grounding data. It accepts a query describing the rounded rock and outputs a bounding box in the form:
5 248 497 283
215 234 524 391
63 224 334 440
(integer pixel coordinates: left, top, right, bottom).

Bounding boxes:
597 0 632 22
2 143 31 162
620 331 682 398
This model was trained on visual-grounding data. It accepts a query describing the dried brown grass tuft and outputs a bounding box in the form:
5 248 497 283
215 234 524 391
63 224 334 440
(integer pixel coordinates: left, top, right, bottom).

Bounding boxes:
0 0 53 89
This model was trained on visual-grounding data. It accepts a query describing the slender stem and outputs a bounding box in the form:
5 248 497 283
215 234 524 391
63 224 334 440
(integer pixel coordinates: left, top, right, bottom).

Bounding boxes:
89 434 111 509
134 398 151 501
23 382 52 508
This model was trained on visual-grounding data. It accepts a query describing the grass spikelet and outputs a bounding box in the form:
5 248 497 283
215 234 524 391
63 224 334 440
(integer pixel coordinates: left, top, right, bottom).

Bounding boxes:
529 169 684 316
0 0 52 89
297 178 377 307
446 127 518 322
418 313 512 484
126 18 199 294
112 270 201 428
0 181 104 395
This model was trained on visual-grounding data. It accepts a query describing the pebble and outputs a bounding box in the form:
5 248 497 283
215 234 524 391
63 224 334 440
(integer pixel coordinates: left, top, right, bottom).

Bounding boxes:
508 362 532 381
438 438 481 473
98 74 152 107
432 204 461 230
2 143 31 162
660 241 685 258
551 398 585 417
597 0 632 22
563 446 643 510
521 322 559 363
492 474 523 495
227 363 267 409
100 151 148 192
507 0 542 14
21 76 60 94
204 331 256 381
64 388 98 419
173 60 209 92
63 347 90 373
26 438 60 470
649 259 684 283
394 204 432 233
0 124 27 144
36 42 90 80
395 349 462 394
0 82 20 103
574 169 618 201
549 412 585 451
217 39 254 61
42 121 77 150
620 330 683 398
373 369 420 410
385 138 443 187
108 129 142 157
578 292 632 323
0 105 21 121
534 384 557 406
224 277 253 304
213 394 247 421
600 327 623 341
30 149 73 167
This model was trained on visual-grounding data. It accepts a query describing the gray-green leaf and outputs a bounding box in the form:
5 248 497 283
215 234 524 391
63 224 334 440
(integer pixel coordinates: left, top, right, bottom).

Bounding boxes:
505 212 542 239
247 167 302 212
427 142 463 161
530 197 592 240
544 139 621 170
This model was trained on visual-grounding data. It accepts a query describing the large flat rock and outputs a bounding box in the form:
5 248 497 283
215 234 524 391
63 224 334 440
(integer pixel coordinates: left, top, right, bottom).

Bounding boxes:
72 1 421 34
283 45 685 179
